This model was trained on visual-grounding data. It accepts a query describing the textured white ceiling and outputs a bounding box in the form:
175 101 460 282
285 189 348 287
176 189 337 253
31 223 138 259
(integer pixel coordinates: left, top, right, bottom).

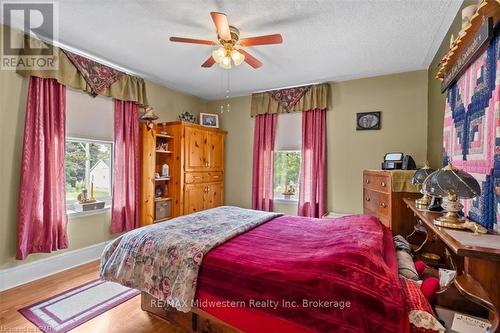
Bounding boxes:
4 0 462 100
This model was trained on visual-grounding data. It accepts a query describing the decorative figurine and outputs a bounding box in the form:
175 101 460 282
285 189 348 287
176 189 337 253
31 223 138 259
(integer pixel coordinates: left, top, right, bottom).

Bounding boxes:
155 186 163 198
178 111 196 123
162 164 169 177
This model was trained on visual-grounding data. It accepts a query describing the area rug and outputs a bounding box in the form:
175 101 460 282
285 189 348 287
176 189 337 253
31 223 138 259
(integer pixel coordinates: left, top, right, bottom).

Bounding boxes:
19 279 140 333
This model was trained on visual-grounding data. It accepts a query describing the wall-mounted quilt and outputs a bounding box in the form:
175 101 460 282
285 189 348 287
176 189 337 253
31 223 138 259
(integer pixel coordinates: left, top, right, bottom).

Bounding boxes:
443 33 499 230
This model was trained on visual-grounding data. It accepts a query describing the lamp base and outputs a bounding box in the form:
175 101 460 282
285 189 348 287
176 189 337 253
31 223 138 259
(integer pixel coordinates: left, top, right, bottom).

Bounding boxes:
415 194 431 210
433 212 467 229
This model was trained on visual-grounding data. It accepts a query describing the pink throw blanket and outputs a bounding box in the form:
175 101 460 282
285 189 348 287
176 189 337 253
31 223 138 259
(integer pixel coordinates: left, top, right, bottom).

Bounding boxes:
197 214 405 332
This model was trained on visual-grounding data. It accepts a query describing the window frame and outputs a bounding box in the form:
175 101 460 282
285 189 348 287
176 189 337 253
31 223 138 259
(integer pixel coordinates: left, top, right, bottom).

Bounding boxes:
273 149 301 203
65 136 114 217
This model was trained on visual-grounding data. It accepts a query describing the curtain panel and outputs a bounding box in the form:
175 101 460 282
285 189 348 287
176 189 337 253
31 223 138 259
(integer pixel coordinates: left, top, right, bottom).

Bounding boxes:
252 114 278 211
111 99 140 233
16 35 149 106
298 108 327 218
17 77 68 259
250 83 329 117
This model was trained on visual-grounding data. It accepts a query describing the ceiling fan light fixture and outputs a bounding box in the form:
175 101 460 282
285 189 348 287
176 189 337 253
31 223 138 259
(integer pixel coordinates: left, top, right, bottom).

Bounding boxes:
231 49 245 66
220 56 232 69
170 12 281 69
212 47 225 63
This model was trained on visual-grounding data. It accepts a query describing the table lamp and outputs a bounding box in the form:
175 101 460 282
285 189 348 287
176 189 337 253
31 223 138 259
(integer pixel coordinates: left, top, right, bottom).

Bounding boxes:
422 163 481 229
411 162 435 210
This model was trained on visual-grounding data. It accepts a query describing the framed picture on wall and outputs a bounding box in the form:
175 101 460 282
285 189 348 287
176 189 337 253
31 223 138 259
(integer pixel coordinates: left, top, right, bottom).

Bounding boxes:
199 113 219 128
356 111 381 130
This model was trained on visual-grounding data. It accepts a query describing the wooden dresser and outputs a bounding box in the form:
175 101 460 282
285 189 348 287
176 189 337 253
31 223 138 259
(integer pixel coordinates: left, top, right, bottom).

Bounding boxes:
362 170 420 236
140 121 226 225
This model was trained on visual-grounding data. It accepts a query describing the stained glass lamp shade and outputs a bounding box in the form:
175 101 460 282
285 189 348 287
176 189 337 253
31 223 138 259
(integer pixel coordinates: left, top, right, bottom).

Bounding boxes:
422 163 481 229
411 163 435 209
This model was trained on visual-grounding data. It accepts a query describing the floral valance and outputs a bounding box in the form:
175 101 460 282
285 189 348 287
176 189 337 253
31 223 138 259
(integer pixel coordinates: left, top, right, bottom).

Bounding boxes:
16 35 148 106
251 83 329 117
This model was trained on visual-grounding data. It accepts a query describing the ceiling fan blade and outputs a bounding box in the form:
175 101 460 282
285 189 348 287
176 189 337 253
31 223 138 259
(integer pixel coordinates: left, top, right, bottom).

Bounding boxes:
210 12 231 41
201 56 216 68
169 37 215 45
239 49 263 69
239 34 283 46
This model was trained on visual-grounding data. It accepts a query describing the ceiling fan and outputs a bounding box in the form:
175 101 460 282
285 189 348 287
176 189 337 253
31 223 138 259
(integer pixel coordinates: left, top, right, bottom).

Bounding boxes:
169 12 283 69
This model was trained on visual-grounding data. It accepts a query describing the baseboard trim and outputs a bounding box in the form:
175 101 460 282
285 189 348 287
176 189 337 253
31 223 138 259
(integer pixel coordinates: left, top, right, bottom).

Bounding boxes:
0 241 109 291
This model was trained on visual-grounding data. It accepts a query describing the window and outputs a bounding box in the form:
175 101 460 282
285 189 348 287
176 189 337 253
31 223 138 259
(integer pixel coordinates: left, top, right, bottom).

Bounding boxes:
65 88 114 216
274 151 301 201
273 112 302 202
65 138 113 213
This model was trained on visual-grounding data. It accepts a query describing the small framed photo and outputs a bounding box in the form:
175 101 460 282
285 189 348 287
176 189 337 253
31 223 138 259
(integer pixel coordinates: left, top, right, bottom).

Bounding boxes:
199 113 219 128
356 112 381 130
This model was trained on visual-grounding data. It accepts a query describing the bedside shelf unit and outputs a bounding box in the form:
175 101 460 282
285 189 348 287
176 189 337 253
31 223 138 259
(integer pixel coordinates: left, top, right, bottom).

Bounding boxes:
140 123 174 225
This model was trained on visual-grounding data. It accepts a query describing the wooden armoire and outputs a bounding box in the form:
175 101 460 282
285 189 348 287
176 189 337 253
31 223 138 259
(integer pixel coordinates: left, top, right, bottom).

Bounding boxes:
140 121 226 226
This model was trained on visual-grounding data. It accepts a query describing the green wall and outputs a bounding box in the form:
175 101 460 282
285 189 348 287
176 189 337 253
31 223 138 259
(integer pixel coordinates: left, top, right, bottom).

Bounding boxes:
427 1 475 168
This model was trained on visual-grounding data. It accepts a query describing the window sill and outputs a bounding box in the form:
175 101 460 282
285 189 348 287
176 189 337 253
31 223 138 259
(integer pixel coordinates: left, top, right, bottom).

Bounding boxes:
274 198 299 205
67 206 111 219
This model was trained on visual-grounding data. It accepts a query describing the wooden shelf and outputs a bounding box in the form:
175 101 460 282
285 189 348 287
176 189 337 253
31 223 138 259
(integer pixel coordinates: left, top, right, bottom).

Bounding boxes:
154 197 172 202
155 133 174 139
436 0 500 81
155 177 170 181
155 150 172 154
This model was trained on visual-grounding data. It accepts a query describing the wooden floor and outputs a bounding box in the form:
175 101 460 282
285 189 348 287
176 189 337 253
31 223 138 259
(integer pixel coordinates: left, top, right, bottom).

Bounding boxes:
0 261 186 332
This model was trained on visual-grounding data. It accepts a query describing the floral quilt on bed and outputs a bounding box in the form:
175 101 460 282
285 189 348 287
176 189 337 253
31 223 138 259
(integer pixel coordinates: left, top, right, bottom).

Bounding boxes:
99 206 281 312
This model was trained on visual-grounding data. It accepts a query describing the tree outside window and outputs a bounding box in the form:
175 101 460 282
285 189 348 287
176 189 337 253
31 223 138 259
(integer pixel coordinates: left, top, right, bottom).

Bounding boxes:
274 151 301 200
65 138 112 205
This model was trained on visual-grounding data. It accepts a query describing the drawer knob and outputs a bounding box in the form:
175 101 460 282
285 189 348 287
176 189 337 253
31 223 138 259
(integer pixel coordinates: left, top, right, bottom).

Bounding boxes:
380 202 386 208
365 179 370 184
365 197 371 202
381 182 386 187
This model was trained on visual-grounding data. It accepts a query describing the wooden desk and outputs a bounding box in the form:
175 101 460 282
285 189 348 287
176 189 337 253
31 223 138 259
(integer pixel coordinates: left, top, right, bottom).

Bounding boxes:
404 198 500 332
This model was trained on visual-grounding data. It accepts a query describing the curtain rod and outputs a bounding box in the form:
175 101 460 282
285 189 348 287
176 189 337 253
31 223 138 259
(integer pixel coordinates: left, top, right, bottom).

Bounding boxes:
35 33 139 76
252 81 325 94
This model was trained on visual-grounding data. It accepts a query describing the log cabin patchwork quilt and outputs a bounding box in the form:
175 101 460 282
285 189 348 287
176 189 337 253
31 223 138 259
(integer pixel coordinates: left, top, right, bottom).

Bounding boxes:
443 33 499 229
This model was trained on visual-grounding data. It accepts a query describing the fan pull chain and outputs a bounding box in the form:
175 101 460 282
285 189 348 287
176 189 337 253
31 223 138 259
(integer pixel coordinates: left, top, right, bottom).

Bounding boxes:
226 71 230 113
219 69 224 114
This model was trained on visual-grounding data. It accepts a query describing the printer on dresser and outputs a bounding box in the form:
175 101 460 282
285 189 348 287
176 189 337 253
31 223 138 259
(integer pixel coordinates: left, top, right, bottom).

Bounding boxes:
362 170 421 236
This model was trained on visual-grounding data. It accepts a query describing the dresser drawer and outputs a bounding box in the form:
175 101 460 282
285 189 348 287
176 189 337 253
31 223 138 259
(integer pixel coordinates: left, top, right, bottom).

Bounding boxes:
363 189 391 218
185 172 223 184
363 207 390 229
363 172 390 193
374 192 391 218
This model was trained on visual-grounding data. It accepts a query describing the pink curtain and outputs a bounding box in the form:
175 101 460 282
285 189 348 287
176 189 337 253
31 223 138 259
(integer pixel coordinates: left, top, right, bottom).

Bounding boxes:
111 99 140 233
17 77 68 260
252 114 278 211
298 108 327 217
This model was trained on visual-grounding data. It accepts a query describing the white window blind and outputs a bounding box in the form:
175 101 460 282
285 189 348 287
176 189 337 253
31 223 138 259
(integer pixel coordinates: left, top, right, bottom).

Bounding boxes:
274 112 302 150
66 88 113 141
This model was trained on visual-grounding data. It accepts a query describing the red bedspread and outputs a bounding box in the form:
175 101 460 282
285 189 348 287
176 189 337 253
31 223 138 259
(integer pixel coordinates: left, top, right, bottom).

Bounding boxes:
196 214 405 332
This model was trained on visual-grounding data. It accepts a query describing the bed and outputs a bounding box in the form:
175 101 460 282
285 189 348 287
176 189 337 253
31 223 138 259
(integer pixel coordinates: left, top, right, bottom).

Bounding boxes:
100 206 406 332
